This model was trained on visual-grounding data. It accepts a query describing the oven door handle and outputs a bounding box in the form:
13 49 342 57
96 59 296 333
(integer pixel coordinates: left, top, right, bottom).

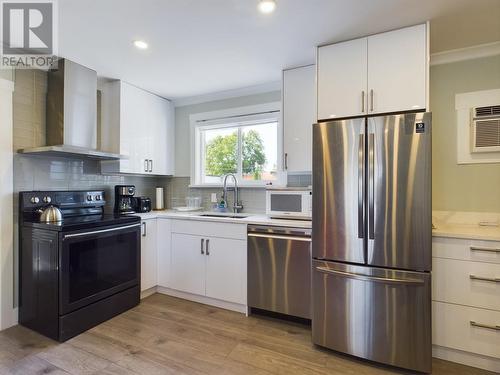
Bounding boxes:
63 223 141 239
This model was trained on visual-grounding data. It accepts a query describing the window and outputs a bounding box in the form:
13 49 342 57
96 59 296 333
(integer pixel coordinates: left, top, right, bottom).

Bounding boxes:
192 104 281 186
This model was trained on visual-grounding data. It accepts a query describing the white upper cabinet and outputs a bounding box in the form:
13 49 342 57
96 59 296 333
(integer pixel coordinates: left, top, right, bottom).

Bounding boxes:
100 81 175 176
317 24 428 120
317 37 368 120
283 65 316 173
367 24 427 114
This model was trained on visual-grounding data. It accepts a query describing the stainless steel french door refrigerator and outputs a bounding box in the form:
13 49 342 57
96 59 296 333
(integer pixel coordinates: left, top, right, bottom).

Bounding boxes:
312 112 432 373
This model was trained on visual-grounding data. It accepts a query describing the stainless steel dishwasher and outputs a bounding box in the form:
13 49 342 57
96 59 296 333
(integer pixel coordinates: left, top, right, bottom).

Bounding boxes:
247 225 311 319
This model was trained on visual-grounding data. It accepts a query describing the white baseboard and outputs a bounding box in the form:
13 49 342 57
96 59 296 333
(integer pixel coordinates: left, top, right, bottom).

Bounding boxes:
156 286 247 314
433 345 500 373
140 287 157 299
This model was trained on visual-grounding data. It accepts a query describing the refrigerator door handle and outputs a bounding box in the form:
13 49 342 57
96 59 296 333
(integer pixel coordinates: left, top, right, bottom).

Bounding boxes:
358 134 365 239
315 266 424 285
368 133 375 240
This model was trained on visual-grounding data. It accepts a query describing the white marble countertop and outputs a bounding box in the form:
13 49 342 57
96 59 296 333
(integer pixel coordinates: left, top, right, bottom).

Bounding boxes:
432 223 500 242
133 210 500 241
130 210 313 229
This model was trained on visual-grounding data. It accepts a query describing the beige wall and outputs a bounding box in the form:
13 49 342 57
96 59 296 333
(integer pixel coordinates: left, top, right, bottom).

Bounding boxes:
431 55 500 212
174 91 281 177
0 74 16 329
0 69 13 81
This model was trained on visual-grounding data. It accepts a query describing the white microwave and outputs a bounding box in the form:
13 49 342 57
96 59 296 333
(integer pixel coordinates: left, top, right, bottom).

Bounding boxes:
266 189 312 219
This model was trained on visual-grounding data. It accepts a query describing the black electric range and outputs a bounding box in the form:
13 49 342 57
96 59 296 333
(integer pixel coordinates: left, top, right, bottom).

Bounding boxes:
19 190 141 342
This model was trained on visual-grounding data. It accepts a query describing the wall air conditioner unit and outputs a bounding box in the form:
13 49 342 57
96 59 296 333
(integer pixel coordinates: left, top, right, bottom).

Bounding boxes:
470 105 500 153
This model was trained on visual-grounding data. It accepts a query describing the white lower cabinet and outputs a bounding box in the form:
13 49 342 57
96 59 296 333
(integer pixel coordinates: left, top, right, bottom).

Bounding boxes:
138 217 247 308
140 218 158 291
170 220 247 306
433 257 500 311
170 233 206 296
433 301 500 359
432 236 500 372
205 237 246 304
157 218 171 288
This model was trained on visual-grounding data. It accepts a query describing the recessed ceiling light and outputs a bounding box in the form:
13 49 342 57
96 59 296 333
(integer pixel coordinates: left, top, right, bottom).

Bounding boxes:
258 0 276 14
133 40 148 50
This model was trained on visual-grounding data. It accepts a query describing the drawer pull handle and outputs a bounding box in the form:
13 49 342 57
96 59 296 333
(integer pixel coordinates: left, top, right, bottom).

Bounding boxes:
470 321 500 331
470 246 500 253
470 275 500 283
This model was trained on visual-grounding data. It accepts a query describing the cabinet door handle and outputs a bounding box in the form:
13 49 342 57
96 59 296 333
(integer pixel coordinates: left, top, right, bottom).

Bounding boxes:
470 275 500 283
142 222 146 237
361 90 365 113
470 246 500 253
144 160 148 172
470 321 500 331
284 153 288 170
370 89 374 112
201 238 204 255
206 239 210 255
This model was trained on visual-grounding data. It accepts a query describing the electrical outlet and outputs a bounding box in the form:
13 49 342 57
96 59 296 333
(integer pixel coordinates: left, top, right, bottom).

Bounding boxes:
210 193 218 203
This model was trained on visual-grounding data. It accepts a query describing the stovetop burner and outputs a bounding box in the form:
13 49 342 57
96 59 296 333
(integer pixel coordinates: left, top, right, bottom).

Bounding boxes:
19 190 140 232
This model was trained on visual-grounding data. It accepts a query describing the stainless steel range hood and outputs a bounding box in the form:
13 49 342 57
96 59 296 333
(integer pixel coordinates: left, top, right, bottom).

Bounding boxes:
18 59 123 160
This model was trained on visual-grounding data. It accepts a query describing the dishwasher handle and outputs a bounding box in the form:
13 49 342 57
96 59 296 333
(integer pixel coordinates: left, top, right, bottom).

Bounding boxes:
248 232 311 242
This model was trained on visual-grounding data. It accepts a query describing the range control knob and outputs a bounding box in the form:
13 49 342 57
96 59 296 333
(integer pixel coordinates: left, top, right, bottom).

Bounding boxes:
87 195 93 202
95 195 101 201
30 196 40 204
43 196 52 203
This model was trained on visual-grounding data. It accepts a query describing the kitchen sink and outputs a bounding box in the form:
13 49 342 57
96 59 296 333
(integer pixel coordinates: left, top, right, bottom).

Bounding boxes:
197 213 248 219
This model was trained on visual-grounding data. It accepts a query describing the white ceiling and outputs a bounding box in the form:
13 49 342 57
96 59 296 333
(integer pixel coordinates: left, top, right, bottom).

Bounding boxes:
58 0 500 100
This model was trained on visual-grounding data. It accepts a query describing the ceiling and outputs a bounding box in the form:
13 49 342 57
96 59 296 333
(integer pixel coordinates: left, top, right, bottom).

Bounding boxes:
58 0 500 100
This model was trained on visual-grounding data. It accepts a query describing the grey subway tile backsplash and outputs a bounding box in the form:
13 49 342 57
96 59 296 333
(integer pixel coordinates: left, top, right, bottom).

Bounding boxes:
162 173 312 213
14 155 168 213
287 173 312 187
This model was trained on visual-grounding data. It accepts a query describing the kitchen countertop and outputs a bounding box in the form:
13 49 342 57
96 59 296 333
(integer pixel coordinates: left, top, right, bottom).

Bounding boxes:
131 210 313 229
432 223 500 242
134 210 500 241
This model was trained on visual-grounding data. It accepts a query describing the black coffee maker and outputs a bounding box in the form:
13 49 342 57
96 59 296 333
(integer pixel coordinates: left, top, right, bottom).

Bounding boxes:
114 185 136 214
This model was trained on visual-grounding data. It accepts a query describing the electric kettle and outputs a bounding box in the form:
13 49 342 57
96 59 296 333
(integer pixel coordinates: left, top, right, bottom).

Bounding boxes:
38 205 63 223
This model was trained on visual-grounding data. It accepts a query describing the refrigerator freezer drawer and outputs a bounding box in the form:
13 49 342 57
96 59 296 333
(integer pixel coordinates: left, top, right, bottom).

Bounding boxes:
312 260 431 373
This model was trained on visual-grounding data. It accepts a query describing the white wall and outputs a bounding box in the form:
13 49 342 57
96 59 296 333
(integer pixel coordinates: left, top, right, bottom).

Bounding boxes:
0 78 16 330
174 91 281 177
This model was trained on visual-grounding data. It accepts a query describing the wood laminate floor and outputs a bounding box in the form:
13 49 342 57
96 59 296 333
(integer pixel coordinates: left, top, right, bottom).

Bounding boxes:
0 294 494 375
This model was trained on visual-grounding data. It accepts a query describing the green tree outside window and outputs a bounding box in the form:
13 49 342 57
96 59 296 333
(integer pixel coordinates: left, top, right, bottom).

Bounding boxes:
205 129 267 179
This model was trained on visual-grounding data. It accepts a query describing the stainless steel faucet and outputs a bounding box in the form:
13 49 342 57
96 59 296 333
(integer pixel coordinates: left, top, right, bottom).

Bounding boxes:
222 174 243 213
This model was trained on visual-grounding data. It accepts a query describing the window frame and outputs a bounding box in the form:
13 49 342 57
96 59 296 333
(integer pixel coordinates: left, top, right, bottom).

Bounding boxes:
190 102 283 187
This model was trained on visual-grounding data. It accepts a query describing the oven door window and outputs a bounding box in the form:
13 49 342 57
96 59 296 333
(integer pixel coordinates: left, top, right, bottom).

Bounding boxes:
271 194 302 212
60 226 140 314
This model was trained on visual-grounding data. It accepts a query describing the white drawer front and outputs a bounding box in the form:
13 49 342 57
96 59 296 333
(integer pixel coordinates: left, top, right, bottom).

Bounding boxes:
433 301 500 358
433 258 500 311
433 237 500 264
171 219 247 240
